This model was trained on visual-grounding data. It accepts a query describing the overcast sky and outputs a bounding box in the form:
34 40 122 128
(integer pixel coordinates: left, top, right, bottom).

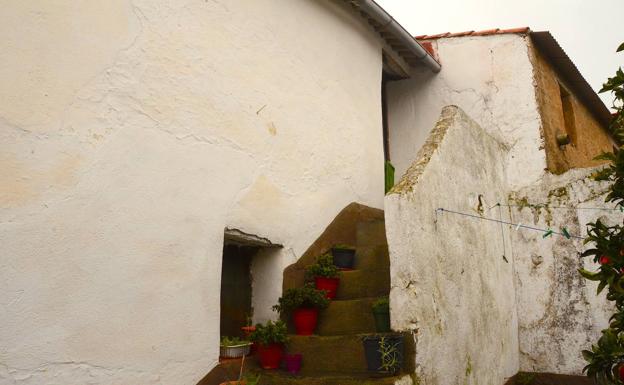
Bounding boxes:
376 0 624 108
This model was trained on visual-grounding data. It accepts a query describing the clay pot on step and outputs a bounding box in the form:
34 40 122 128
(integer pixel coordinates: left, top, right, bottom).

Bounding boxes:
241 326 256 354
314 276 340 299
292 308 319 335
256 343 284 369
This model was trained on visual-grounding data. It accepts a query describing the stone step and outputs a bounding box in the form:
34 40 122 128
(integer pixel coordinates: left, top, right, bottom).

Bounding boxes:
356 220 387 248
335 268 389 300
353 245 389 271
285 334 369 375
256 372 408 385
317 297 380 336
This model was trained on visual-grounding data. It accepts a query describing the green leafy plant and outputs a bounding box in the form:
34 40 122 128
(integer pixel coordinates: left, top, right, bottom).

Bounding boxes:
272 284 329 314
242 374 261 385
372 297 390 313
305 253 340 280
248 320 288 346
580 42 624 383
332 243 355 250
378 336 401 374
220 336 250 347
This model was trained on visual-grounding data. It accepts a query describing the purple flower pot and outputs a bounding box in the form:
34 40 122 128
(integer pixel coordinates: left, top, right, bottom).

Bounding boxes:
284 353 302 374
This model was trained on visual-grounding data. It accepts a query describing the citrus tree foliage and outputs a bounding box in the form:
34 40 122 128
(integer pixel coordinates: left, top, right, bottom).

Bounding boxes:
580 42 624 382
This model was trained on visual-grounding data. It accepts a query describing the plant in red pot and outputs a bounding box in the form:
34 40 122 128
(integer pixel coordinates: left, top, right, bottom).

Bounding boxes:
273 285 329 336
306 253 341 299
249 320 288 370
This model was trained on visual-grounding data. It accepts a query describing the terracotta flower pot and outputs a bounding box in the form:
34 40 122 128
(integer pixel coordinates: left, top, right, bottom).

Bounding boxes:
257 343 284 369
292 308 319 335
314 276 340 299
241 326 257 354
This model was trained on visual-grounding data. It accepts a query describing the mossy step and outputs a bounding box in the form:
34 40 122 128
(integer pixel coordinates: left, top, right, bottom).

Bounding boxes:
352 245 390 271
316 297 380 336
335 268 390 300
356 220 387 248
286 334 369 375
257 371 409 385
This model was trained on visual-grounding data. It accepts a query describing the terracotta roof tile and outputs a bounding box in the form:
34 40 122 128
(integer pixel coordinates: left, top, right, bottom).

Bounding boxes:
417 27 530 40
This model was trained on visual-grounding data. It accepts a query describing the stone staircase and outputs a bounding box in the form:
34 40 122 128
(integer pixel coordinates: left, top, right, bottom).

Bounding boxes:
198 204 412 385
262 218 409 385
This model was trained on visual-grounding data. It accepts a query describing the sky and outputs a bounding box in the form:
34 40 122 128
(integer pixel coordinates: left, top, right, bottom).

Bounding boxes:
376 0 624 108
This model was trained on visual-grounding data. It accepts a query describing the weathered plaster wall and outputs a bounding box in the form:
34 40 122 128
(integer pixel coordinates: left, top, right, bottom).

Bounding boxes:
509 169 616 374
385 106 519 385
528 41 613 175
387 34 543 191
0 1 386 383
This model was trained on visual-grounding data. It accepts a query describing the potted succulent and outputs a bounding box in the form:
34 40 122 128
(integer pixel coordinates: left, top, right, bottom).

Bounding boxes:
273 284 329 335
306 253 341 299
220 336 252 358
249 320 288 369
371 297 390 332
331 244 356 269
362 334 404 376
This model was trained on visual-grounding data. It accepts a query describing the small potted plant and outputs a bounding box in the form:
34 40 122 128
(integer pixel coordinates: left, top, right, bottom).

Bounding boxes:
284 353 303 375
241 314 256 354
371 297 390 332
331 244 356 270
273 284 329 335
362 334 404 376
249 320 288 369
220 336 252 358
306 253 341 299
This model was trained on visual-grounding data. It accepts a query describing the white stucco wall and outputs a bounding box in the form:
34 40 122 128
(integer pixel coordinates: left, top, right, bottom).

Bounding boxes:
0 1 386 384
387 34 543 191
509 169 616 374
385 33 614 377
385 106 519 385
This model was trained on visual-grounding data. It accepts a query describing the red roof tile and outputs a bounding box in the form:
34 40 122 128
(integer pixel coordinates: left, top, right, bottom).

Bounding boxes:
417 27 530 40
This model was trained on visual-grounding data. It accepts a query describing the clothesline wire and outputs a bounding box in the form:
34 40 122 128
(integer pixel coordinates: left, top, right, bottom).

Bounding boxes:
435 207 585 240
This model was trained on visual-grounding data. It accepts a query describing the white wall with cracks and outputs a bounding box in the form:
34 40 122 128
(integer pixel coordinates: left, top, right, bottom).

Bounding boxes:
384 34 614 381
387 34 543 191
0 1 386 384
510 169 616 374
386 106 519 385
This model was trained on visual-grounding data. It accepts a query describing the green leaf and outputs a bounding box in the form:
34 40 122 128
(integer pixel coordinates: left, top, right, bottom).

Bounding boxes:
579 268 602 281
618 42 624 52
598 280 608 295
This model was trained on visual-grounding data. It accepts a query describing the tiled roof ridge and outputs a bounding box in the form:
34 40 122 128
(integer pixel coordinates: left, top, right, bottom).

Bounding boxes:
415 27 530 40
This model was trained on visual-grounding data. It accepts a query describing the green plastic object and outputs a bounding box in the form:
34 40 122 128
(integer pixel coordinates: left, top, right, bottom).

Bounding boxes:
385 161 395 194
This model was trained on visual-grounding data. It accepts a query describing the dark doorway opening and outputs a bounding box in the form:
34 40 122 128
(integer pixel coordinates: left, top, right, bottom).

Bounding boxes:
220 244 256 338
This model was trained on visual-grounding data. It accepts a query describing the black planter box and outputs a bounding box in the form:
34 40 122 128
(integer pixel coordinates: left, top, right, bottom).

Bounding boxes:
362 334 404 376
331 248 355 269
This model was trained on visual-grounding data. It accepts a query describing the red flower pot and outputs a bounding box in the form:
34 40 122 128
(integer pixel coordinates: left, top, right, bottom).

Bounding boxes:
256 343 284 369
292 308 319 335
315 277 340 300
241 326 256 354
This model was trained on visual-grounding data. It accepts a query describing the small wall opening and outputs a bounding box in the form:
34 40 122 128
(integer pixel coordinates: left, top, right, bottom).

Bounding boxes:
220 228 282 338
220 244 255 338
559 83 577 146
